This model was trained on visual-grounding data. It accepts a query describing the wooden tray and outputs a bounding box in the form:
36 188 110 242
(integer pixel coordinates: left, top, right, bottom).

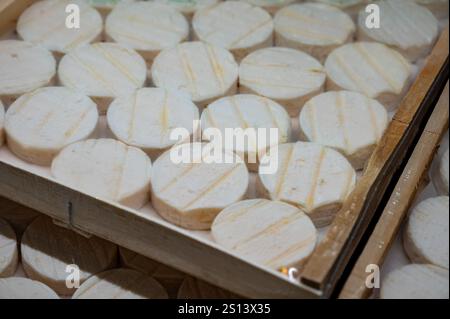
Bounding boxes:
0 0 448 298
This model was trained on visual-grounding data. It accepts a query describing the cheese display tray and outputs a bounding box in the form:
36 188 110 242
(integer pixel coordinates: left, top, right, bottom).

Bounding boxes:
0 0 448 298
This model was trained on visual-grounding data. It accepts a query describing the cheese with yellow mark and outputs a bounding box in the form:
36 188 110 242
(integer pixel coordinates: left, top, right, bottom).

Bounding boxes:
0 278 59 299
431 146 449 195
5 87 98 166
178 277 239 299
212 199 317 270
0 218 18 278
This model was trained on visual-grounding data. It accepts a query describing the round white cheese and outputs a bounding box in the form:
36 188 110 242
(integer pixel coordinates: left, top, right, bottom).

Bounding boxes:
325 42 412 111
0 218 18 278
21 216 118 296
299 91 388 170
403 196 449 269
58 43 147 114
431 146 449 195
274 3 355 62
0 40 56 105
105 2 189 66
212 199 317 270
5 87 99 166
177 276 239 299
107 88 199 160
151 41 238 109
200 94 291 172
381 264 449 299
313 0 366 18
0 100 4 147
17 0 103 55
0 278 59 299
119 246 160 275
154 0 219 19
241 0 297 15
358 0 439 62
51 138 152 209
151 142 249 230
415 0 449 19
73 268 169 299
239 47 326 117
257 142 356 227
192 1 274 62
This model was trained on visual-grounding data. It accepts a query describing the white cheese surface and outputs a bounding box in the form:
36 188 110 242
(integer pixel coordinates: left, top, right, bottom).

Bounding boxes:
0 278 59 299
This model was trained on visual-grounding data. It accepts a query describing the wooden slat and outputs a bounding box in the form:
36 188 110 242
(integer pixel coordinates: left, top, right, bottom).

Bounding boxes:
339 83 449 299
300 28 449 295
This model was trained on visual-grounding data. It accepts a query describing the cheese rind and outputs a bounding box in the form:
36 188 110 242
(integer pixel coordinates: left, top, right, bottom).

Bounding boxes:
274 3 355 62
58 43 147 114
299 90 388 170
151 143 249 230
0 218 18 278
200 94 291 172
151 41 238 109
313 0 366 18
403 196 449 269
5 87 99 166
51 139 152 209
177 277 239 299
72 268 169 299
325 42 412 111
357 0 439 62
0 278 59 299
212 199 317 269
239 47 326 116
105 2 189 66
381 264 449 299
192 1 274 61
242 0 297 15
21 216 118 296
431 147 449 195
257 142 356 227
17 0 103 54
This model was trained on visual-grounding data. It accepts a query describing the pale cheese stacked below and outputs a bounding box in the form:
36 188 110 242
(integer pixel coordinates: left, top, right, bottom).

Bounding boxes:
58 43 147 114
4 87 99 166
325 42 412 111
105 2 189 66
51 139 152 209
151 42 238 109
257 142 356 227
239 47 326 116
242 0 297 15
299 91 388 170
151 143 249 230
21 216 118 296
0 278 59 299
0 100 4 147
212 199 317 270
274 3 355 62
0 40 56 106
192 1 274 61
381 264 449 299
431 146 449 195
73 269 169 299
200 94 291 172
177 277 239 299
87 0 136 16
415 0 449 19
0 218 18 278
313 0 366 18
154 0 219 19
358 0 439 62
16 0 102 57
403 196 449 269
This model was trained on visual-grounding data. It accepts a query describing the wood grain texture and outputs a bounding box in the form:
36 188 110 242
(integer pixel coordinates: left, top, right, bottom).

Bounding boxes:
339 82 449 299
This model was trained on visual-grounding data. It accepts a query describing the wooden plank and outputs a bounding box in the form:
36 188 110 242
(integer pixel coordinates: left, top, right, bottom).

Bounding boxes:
339 82 449 299
0 0 34 36
300 28 449 295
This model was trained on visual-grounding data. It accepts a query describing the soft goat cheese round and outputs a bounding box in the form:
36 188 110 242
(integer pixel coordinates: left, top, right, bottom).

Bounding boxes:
274 3 355 62
257 142 356 227
200 94 291 172
17 0 102 56
403 196 449 269
107 88 199 160
239 47 326 117
21 216 118 296
212 199 317 270
192 1 274 62
242 0 297 15
5 87 99 166
58 43 147 114
151 143 249 230
299 91 388 170
73 268 169 299
325 42 412 111
431 146 449 195
0 40 56 106
313 0 366 18
381 264 449 299
151 41 238 109
358 0 439 62
52 139 152 209
0 278 59 299
155 0 219 19
105 2 189 66
0 218 18 278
